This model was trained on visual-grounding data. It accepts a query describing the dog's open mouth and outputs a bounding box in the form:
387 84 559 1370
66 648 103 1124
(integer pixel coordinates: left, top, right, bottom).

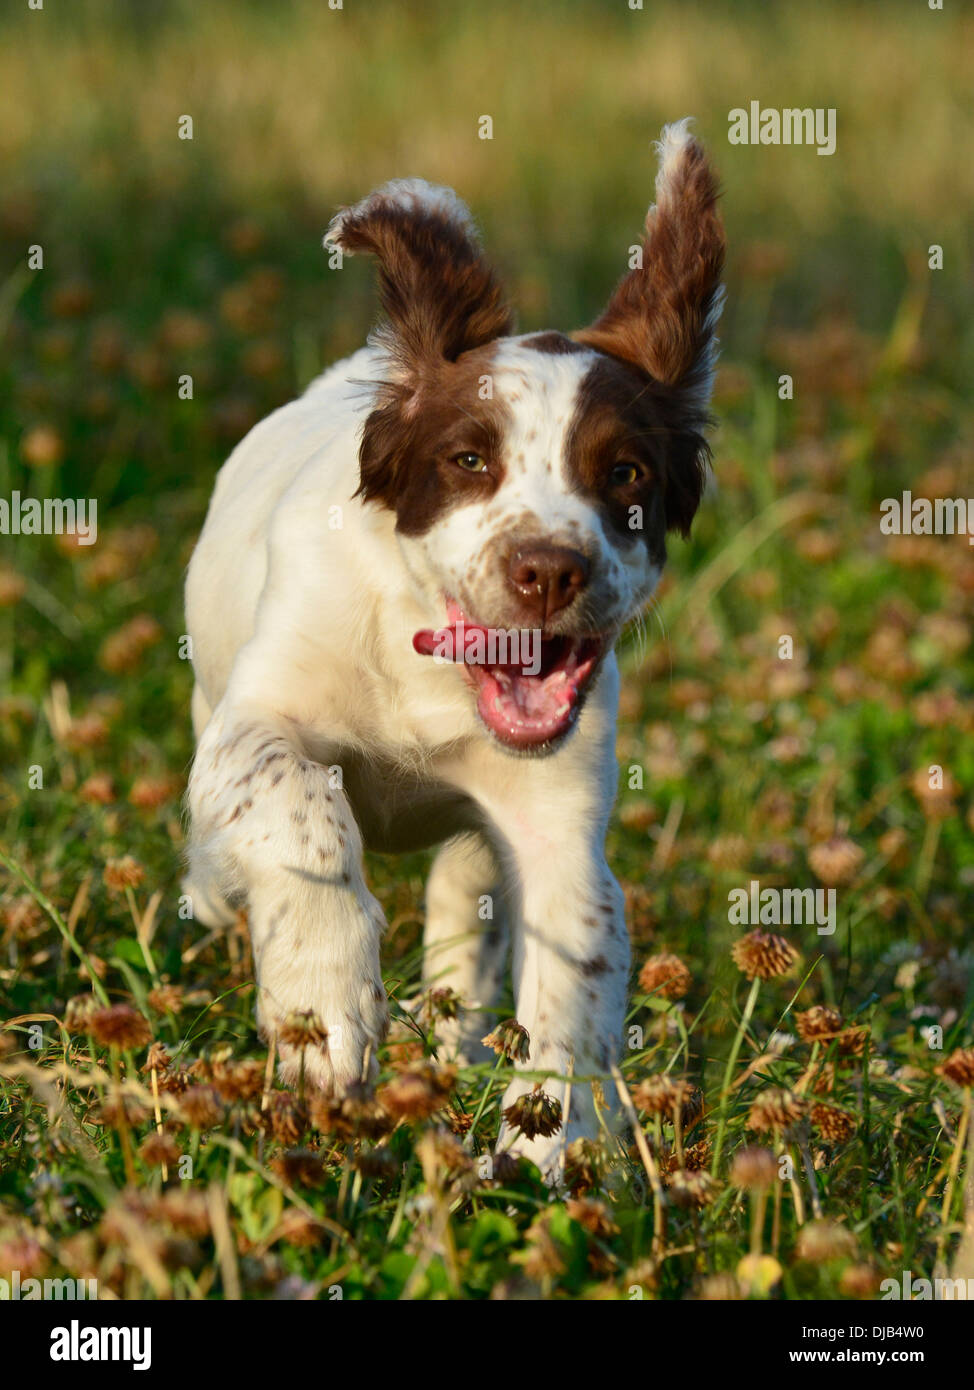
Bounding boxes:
412 599 604 749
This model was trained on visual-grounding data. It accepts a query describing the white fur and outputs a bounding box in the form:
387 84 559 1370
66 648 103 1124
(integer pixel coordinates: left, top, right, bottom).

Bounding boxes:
653 117 696 210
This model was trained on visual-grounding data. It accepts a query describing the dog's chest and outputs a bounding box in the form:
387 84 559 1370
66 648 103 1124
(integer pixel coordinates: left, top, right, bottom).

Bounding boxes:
329 750 480 854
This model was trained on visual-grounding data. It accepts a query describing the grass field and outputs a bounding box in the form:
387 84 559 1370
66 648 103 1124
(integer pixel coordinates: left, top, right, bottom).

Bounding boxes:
1 0 973 1301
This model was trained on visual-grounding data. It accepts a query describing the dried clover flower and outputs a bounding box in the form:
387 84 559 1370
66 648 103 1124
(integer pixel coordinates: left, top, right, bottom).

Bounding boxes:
747 1087 805 1133
98 1092 150 1129
264 1090 308 1145
566 1197 619 1238
211 1057 266 1103
354 1147 398 1180
152 1189 210 1238
378 1063 456 1122
311 1085 390 1141
489 1152 525 1186
631 1074 696 1118
502 1084 562 1140
795 1219 857 1263
732 930 799 981
836 1026 869 1057
938 1048 974 1087
423 987 463 1024
729 1146 779 1190
64 994 100 1034
103 856 145 892
271 1149 325 1186
638 952 692 1000
177 1085 226 1131
86 1003 151 1050
795 1005 844 1042
808 836 865 886
142 1042 172 1073
564 1138 606 1195
146 985 184 1015
482 1018 531 1062
810 1102 857 1142
139 1132 181 1167
667 1169 720 1209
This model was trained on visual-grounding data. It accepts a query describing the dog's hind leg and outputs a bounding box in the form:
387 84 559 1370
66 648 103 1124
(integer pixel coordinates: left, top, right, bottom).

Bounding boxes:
182 683 238 929
190 682 213 739
422 832 510 1065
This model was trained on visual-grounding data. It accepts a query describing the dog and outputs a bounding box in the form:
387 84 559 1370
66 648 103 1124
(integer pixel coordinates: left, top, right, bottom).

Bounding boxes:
184 118 724 1175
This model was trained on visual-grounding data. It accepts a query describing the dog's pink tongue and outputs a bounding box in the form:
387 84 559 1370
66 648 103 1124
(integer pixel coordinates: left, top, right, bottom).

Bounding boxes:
412 623 489 663
412 628 443 657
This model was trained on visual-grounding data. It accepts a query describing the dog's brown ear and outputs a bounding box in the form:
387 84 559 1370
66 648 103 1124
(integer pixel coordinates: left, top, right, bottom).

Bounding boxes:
325 180 514 376
575 121 725 397
574 121 725 535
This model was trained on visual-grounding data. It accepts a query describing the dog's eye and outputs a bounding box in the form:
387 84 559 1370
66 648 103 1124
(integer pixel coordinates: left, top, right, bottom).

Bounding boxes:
609 462 643 487
452 452 488 473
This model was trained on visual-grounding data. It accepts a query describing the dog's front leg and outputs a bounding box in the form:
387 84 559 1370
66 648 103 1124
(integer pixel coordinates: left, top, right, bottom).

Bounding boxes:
446 703 630 1178
500 837 630 1177
187 701 388 1092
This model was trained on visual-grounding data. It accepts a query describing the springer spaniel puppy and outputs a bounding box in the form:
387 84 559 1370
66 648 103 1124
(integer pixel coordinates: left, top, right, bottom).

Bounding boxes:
185 119 724 1174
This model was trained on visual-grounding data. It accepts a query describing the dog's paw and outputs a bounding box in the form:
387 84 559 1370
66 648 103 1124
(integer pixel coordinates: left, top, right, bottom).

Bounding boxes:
498 1127 567 1187
268 982 390 1097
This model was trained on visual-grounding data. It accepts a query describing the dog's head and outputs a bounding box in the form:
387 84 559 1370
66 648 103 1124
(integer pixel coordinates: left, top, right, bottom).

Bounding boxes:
326 120 724 753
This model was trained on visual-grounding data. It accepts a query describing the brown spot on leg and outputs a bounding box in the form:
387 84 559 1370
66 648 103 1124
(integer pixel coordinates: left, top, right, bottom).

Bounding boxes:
578 953 610 977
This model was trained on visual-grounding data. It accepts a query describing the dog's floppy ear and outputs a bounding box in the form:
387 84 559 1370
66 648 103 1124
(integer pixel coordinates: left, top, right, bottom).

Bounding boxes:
573 121 725 535
325 179 514 377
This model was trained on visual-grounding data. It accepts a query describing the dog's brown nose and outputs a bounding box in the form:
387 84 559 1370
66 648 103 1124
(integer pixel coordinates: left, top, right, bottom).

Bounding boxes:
507 544 590 623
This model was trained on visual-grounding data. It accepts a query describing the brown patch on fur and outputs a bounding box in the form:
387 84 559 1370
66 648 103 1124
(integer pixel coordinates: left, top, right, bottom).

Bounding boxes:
521 331 587 356
330 190 513 367
358 345 513 536
578 953 610 977
564 355 674 560
331 188 517 533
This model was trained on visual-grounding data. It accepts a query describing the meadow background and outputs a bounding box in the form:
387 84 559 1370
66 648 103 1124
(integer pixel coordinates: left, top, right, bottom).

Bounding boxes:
1 0 973 1302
